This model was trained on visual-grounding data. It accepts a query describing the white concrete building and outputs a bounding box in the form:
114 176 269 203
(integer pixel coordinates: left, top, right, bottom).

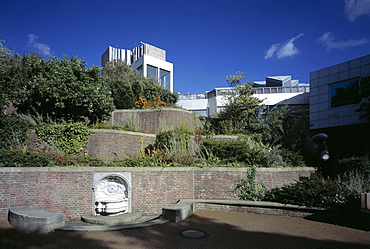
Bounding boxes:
101 43 174 92
177 75 310 116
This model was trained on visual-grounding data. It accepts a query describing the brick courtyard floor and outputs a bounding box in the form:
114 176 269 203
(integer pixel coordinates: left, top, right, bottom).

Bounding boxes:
1 210 370 249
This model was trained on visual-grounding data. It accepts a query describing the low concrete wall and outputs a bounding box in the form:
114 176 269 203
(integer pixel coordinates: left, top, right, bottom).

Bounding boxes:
108 108 203 134
0 167 314 220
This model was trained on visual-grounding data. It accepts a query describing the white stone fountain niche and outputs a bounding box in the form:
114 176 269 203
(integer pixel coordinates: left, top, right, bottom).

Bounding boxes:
92 172 132 216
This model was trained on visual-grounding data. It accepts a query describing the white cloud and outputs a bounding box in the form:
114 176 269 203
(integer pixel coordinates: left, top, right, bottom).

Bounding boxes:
317 31 368 51
345 0 370 22
28 34 51 56
264 33 304 59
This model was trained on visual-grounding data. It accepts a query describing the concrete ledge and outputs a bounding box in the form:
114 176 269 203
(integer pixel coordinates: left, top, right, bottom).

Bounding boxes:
58 215 169 231
8 206 65 234
162 200 194 223
81 212 142 226
182 199 324 212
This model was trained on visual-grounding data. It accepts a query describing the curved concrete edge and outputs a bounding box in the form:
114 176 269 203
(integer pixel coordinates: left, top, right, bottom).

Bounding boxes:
8 206 65 234
180 199 325 212
81 212 142 226
58 216 169 232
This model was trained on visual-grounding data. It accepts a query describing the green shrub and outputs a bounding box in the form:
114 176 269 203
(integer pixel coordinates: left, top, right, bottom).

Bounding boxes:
107 157 155 167
263 173 350 208
0 151 50 167
90 123 125 130
200 139 264 165
336 156 370 175
234 167 266 201
155 129 191 153
35 122 91 155
0 116 32 151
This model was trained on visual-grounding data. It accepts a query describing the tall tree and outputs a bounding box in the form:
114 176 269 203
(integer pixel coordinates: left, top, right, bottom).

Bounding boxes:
103 60 178 109
0 40 20 114
8 55 114 123
216 72 264 134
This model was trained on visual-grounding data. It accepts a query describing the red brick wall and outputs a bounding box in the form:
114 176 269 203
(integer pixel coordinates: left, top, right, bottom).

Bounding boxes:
0 171 93 220
0 167 314 220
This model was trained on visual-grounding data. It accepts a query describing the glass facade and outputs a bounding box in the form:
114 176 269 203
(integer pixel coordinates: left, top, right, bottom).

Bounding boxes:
147 65 158 79
159 69 170 89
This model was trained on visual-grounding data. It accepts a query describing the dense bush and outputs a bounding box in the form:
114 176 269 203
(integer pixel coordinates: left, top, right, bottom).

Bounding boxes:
263 173 345 208
0 151 50 167
0 116 32 151
333 156 370 175
234 167 266 201
200 139 262 164
154 129 191 152
262 169 370 209
35 122 91 155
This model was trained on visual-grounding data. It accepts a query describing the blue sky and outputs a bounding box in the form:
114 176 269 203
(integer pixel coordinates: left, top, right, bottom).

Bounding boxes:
1 0 369 93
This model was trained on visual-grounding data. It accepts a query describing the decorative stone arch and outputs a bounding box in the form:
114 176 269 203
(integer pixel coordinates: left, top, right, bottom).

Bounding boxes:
92 172 132 216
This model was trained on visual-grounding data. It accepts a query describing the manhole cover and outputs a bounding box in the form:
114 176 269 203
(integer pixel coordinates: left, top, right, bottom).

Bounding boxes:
180 229 209 239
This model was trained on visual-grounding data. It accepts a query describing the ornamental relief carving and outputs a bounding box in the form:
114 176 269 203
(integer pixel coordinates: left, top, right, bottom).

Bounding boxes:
94 175 130 216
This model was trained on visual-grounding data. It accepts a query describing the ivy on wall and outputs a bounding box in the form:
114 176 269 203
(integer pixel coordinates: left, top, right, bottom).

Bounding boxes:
35 122 91 155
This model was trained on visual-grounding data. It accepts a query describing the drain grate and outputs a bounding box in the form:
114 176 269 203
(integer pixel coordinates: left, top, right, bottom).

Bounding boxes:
180 229 210 239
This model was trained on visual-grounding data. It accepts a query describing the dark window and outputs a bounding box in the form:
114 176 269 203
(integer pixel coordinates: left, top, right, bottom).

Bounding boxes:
331 78 361 108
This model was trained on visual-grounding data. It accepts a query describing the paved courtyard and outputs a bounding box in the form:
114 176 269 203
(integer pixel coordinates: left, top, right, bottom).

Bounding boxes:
1 210 370 249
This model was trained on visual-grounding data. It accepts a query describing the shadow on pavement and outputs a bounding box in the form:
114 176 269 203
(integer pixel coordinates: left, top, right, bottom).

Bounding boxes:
1 211 370 249
305 209 370 232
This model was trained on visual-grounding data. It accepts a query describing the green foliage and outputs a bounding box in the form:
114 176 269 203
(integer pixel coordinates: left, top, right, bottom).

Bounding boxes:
0 151 50 167
216 72 264 134
200 139 259 164
251 156 370 209
155 129 191 153
234 167 267 201
0 116 33 151
335 156 370 176
89 122 125 130
35 122 91 155
103 60 178 109
263 173 353 208
0 41 21 113
2 54 114 123
355 76 370 121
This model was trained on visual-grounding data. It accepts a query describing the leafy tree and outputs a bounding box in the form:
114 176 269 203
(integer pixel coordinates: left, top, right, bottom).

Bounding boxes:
103 60 143 109
216 72 265 134
7 55 114 123
0 40 20 114
103 60 178 109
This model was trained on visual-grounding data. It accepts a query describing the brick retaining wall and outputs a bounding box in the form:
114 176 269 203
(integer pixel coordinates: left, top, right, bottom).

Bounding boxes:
108 108 203 134
86 130 156 161
0 167 314 220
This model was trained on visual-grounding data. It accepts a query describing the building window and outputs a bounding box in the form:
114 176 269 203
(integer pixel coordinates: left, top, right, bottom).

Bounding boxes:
330 78 361 108
147 65 158 79
159 69 170 89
